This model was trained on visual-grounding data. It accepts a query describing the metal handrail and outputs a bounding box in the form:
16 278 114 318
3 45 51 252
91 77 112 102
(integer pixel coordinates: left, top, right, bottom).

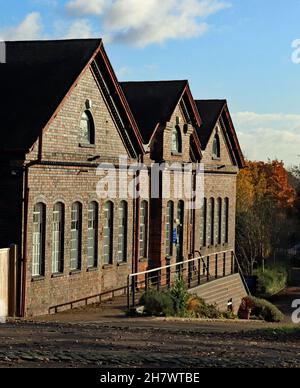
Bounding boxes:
128 249 235 309
128 249 232 280
233 251 251 296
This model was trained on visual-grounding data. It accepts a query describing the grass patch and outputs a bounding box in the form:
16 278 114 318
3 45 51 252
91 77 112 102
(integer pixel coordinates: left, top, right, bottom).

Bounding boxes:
254 265 288 297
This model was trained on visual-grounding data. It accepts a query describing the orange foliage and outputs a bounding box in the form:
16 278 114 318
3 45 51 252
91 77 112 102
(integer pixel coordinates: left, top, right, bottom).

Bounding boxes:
238 160 296 211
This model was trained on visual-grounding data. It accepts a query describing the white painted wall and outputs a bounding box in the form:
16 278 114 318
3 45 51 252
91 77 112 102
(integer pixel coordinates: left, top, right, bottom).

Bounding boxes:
0 248 9 322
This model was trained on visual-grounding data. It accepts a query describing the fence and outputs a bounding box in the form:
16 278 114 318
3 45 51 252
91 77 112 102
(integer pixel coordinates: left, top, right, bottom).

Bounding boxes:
127 250 249 310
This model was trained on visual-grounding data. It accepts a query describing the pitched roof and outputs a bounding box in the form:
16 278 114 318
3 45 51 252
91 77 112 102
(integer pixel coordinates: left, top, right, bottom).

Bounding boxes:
120 81 187 144
195 99 245 168
0 39 102 151
195 100 226 149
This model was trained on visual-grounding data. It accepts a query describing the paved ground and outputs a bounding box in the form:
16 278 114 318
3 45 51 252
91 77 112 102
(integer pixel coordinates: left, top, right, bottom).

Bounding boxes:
0 288 299 368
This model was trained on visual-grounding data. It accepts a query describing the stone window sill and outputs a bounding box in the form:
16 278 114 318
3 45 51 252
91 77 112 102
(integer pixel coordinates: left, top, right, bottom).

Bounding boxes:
69 269 81 276
139 257 148 263
117 262 128 267
87 267 98 272
79 143 96 149
102 264 113 269
171 152 183 156
51 273 64 279
31 276 45 283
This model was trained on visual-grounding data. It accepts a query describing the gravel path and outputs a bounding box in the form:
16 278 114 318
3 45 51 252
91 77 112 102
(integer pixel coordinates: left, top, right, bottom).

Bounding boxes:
0 287 299 368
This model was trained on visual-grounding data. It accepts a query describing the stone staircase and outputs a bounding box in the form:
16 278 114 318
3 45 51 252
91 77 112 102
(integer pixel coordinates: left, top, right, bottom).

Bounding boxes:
188 273 247 314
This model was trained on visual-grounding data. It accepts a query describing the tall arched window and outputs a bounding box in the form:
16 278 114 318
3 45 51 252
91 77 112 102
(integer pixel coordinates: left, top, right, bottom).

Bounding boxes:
87 202 98 268
212 134 221 159
207 198 215 246
80 110 95 145
172 126 182 154
216 198 222 245
139 201 148 259
118 201 128 263
104 201 114 265
52 202 64 274
70 202 82 271
222 198 229 244
32 203 46 277
200 198 207 247
165 201 174 256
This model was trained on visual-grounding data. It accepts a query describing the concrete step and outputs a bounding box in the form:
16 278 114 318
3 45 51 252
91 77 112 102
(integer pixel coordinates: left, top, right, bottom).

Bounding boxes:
188 274 247 314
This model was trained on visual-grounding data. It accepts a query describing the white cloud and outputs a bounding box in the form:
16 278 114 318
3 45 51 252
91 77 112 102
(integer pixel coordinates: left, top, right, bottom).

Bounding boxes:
0 12 43 40
232 112 300 167
64 19 94 39
66 0 106 16
65 0 230 46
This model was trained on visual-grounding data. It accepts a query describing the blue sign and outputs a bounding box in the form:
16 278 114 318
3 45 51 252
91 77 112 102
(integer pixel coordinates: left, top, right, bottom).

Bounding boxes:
172 228 177 244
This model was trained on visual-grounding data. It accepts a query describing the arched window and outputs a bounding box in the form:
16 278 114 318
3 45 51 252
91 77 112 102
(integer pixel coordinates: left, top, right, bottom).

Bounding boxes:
212 134 221 159
207 198 215 246
200 198 207 247
87 202 98 268
216 198 222 245
165 201 174 256
104 201 114 265
139 201 148 259
70 202 82 271
52 202 64 274
172 126 182 154
222 198 229 244
32 203 46 277
118 201 128 263
80 110 95 145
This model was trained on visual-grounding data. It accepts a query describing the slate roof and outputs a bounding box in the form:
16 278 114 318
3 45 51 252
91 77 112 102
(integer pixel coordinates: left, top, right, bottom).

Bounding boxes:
120 81 187 144
195 100 226 149
0 39 102 150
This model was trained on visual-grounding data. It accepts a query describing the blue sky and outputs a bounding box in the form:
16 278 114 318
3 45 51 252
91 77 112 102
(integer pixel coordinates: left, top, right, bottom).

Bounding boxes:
1 0 300 166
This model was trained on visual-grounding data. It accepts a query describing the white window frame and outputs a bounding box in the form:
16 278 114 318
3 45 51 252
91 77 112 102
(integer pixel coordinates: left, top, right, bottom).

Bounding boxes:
32 203 45 277
52 203 64 274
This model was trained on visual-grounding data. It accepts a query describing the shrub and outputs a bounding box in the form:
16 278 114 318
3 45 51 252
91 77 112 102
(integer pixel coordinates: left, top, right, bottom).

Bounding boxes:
139 290 175 317
187 296 223 319
170 276 190 317
254 266 287 297
239 296 284 322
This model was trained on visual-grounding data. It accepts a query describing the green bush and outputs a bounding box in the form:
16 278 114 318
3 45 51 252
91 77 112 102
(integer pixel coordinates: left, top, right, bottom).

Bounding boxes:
170 276 190 317
241 296 284 322
254 266 287 297
139 290 175 317
187 296 225 319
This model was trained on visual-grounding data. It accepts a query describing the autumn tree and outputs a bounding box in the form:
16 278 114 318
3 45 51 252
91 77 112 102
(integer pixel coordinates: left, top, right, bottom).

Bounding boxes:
236 160 296 275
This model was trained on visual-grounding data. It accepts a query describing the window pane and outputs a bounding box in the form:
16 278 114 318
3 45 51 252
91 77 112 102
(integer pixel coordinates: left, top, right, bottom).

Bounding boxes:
139 201 148 259
32 203 45 277
118 201 128 262
70 202 82 271
52 203 64 274
222 198 229 244
87 202 98 268
104 202 113 265
80 110 94 144
165 202 174 256
200 198 207 247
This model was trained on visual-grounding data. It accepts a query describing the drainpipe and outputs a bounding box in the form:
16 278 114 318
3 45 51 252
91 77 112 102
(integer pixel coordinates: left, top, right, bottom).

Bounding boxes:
191 166 197 257
133 154 142 275
20 135 43 317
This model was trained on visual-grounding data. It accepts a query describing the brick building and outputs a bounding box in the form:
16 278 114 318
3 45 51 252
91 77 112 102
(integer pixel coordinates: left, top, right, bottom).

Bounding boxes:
0 39 246 317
